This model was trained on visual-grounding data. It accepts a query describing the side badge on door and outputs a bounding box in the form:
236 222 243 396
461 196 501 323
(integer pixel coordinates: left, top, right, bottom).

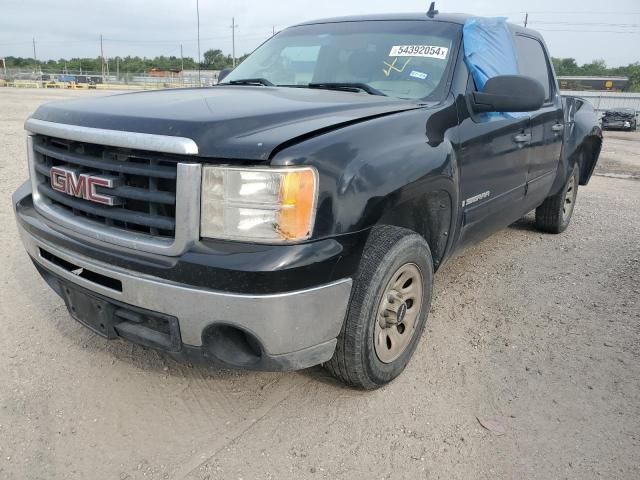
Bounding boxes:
462 191 491 208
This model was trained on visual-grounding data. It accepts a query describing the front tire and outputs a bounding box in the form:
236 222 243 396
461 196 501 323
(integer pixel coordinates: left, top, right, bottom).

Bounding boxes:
535 164 579 234
324 226 433 389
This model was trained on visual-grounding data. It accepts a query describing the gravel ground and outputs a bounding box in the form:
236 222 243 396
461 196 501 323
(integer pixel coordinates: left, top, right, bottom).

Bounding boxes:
597 129 640 179
1 88 639 480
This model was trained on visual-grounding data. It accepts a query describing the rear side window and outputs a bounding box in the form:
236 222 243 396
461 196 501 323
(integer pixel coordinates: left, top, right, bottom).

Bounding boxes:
514 36 551 101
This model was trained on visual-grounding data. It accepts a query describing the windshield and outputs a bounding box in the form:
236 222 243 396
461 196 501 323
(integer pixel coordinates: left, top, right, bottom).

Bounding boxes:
223 20 461 101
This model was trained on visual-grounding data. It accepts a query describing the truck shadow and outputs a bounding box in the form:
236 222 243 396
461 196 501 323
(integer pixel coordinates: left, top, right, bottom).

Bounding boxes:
508 214 538 232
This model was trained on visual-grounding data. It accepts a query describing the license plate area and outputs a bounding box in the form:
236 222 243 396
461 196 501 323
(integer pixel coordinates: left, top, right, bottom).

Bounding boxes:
61 283 119 338
34 261 183 352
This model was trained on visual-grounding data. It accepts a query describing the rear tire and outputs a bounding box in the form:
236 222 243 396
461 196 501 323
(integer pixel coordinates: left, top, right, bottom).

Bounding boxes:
535 164 579 234
324 226 433 389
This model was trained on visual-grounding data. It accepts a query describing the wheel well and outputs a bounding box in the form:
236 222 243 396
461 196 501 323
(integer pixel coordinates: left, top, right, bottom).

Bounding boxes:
376 190 452 269
577 134 602 186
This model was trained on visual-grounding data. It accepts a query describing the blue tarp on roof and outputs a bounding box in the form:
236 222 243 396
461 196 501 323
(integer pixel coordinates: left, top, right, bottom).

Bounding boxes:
463 17 519 91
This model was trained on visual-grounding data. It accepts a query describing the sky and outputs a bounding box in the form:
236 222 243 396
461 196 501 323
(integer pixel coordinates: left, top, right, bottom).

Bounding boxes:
1 0 639 67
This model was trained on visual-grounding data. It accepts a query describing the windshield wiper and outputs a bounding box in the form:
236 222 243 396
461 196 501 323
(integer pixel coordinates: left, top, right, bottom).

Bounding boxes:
307 82 387 96
225 78 274 86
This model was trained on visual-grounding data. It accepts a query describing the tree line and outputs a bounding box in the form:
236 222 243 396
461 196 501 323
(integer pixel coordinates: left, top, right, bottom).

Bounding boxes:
3 49 249 74
552 58 640 91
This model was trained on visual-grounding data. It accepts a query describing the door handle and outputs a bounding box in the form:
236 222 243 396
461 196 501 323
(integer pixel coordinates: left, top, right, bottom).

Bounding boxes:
513 133 531 143
552 123 565 133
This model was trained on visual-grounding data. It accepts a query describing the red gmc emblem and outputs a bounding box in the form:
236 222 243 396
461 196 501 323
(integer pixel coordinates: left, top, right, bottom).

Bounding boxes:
50 166 121 206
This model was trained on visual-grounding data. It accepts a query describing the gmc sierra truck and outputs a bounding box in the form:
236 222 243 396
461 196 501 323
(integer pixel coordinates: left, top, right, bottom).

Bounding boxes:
13 12 602 389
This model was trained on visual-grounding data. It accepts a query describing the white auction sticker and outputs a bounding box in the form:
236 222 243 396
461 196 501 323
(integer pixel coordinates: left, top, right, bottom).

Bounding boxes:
389 45 448 60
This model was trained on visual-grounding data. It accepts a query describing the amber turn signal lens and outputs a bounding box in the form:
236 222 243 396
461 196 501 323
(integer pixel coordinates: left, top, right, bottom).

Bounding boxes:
278 169 317 241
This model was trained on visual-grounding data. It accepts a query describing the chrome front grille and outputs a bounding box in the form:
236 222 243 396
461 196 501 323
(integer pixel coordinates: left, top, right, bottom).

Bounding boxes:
25 119 202 257
32 134 178 238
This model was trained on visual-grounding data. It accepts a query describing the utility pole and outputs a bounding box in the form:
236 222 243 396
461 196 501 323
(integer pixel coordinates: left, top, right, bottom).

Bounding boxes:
180 44 185 86
32 37 38 74
524 12 529 28
116 56 119 81
100 34 105 81
196 0 201 85
231 17 239 68
1 58 7 79
272 25 276 37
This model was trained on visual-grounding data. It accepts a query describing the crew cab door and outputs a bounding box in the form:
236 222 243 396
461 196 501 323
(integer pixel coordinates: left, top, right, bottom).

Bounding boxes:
456 73 532 248
514 34 564 207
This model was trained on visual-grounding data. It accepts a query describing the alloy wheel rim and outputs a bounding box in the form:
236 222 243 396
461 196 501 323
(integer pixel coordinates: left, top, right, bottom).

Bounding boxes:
563 175 577 221
374 263 424 364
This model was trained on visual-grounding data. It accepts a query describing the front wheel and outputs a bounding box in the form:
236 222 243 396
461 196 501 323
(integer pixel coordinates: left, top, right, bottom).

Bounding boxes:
535 164 579 234
324 226 433 389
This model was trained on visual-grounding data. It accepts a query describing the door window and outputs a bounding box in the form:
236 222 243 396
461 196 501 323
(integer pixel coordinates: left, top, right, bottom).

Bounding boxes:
514 36 552 101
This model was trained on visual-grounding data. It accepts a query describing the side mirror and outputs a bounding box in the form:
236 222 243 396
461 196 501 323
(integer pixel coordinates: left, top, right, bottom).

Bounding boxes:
218 68 233 83
469 75 545 113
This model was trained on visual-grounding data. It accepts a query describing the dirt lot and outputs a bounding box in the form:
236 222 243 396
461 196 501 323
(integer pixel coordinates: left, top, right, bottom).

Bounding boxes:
1 88 639 480
597 128 640 180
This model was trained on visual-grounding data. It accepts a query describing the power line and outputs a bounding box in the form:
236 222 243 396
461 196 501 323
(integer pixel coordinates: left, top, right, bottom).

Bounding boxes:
536 28 640 34
531 21 639 27
101 32 270 44
0 39 99 47
0 40 33 46
508 10 640 15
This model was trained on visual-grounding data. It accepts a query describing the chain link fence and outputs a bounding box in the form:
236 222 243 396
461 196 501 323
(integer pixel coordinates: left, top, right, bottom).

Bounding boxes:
0 68 220 90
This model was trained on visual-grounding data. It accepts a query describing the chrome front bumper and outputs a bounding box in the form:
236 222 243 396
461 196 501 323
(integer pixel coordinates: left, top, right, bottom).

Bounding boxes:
16 215 352 366
17 120 353 370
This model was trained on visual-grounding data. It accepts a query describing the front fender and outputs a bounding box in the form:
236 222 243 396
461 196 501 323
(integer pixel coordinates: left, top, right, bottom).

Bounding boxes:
272 105 459 268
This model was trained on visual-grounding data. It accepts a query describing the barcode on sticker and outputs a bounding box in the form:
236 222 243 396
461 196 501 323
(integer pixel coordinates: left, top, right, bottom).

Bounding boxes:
389 45 448 60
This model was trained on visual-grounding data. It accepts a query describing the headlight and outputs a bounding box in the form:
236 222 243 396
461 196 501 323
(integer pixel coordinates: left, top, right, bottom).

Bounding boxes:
200 166 318 243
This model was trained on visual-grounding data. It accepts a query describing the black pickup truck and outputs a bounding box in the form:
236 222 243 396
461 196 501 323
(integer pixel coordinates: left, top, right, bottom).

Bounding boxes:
13 11 602 389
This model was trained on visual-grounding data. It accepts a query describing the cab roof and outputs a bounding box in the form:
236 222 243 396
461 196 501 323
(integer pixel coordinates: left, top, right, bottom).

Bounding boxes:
295 13 474 26
293 12 541 39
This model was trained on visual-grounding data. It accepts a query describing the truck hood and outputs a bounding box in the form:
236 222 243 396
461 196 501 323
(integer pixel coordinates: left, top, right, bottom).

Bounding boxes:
30 86 420 160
